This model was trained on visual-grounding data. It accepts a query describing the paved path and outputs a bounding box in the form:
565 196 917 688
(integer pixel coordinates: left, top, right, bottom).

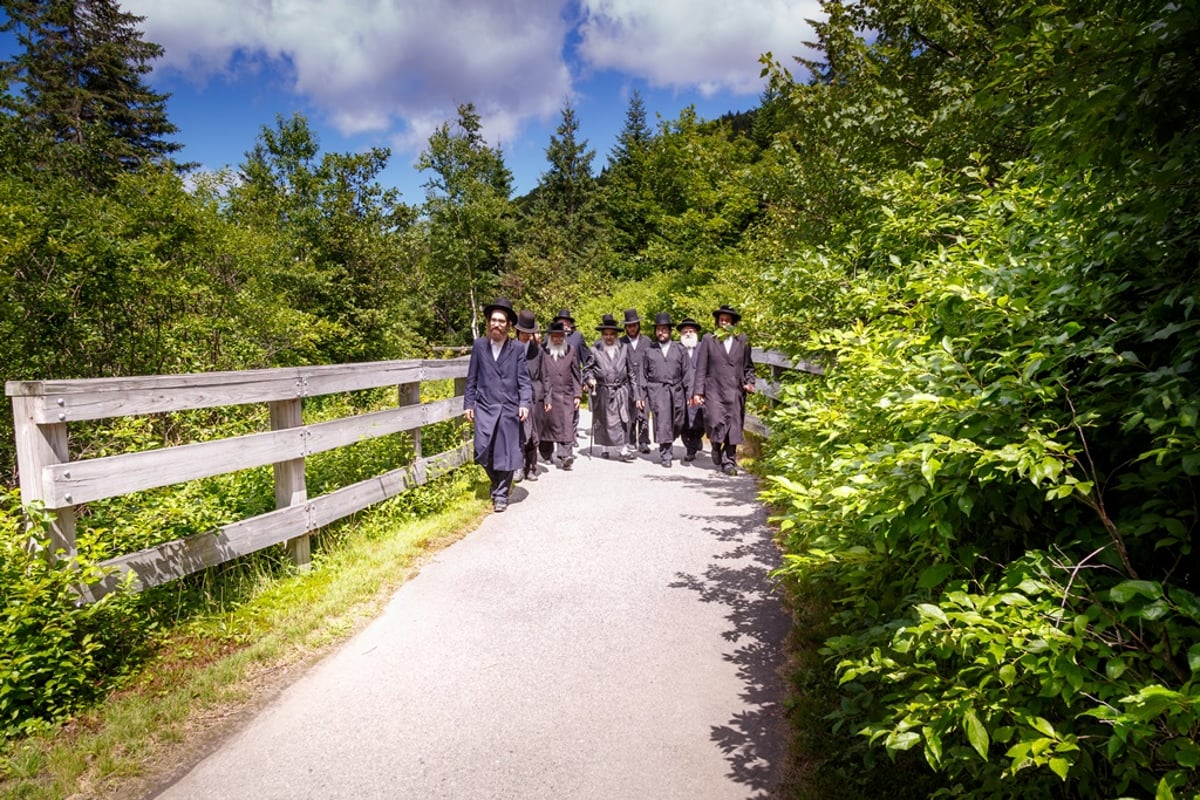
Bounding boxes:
153 414 791 800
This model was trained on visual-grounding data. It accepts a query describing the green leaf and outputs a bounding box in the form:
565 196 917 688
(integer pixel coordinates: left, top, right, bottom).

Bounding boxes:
1109 580 1163 603
1188 644 1200 675
916 603 949 624
963 709 989 759
917 563 954 589
998 663 1016 685
885 730 922 752
1048 757 1070 781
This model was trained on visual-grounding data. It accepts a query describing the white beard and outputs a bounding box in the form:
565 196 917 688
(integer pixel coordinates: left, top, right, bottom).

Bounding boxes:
680 332 698 348
547 342 567 358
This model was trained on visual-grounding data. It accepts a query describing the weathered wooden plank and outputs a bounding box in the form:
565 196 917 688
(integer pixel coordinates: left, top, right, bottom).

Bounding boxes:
744 414 771 438
270 399 310 568
45 400 465 507
82 444 473 600
11 396 77 556
44 427 310 507
6 359 468 423
83 504 312 599
751 348 825 376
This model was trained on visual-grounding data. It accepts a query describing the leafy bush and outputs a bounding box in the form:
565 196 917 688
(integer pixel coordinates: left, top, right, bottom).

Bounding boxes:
0 490 147 738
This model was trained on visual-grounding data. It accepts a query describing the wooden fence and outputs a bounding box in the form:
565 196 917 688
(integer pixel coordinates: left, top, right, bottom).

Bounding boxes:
745 347 825 437
5 347 821 603
6 358 471 602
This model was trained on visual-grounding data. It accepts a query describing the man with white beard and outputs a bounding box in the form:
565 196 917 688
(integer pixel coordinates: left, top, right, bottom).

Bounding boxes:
584 314 639 460
677 318 706 462
537 320 583 469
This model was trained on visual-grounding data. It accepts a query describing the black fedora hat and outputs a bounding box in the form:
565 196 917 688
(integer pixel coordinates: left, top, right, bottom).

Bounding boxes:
596 313 621 332
653 312 674 327
547 319 567 335
621 308 641 326
514 309 538 334
483 297 517 325
553 308 576 324
711 304 742 325
676 317 703 333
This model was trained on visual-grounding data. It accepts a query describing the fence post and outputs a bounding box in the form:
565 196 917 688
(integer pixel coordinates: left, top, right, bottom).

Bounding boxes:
11 395 76 558
399 381 421 461
269 398 309 569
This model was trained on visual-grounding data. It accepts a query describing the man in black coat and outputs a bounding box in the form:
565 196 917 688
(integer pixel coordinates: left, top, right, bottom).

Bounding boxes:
546 308 587 443
585 314 639 460
677 317 706 462
514 309 548 483
640 313 691 468
619 308 651 453
691 304 755 476
464 298 533 511
537 320 583 469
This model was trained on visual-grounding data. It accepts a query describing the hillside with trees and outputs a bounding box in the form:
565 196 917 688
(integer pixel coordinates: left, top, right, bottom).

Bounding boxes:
2 0 1199 797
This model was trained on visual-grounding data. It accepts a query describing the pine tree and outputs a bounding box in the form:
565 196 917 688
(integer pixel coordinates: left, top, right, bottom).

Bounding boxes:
601 89 658 256
536 100 596 234
1 0 183 177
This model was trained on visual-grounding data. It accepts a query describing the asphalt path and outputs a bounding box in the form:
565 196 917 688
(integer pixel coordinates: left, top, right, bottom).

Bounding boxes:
152 412 791 800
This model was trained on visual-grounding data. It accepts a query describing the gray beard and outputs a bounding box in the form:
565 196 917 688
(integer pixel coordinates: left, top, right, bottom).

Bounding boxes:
547 343 567 358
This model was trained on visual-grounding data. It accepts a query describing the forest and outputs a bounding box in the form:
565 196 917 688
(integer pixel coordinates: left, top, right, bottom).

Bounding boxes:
2 1 1199 798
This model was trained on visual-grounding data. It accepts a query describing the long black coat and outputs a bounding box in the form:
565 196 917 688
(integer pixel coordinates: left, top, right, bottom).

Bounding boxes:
640 340 691 444
523 340 549 445
464 336 533 471
620 334 650 424
584 341 637 447
538 345 582 443
682 343 705 430
692 332 754 446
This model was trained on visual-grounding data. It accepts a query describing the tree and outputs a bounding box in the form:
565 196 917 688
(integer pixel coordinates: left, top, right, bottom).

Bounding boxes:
228 113 420 363
535 100 597 237
0 0 183 180
416 102 514 341
600 89 660 256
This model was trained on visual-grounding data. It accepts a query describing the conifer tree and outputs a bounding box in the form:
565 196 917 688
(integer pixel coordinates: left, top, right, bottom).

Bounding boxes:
536 100 596 238
601 89 658 256
1 0 182 177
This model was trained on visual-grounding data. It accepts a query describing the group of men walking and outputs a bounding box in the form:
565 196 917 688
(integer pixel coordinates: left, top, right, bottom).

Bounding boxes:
463 298 756 512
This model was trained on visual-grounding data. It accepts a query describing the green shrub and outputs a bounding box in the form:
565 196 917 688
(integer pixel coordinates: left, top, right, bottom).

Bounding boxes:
0 490 145 738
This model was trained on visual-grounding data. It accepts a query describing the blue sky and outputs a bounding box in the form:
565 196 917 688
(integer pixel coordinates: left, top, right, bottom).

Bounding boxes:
3 0 823 202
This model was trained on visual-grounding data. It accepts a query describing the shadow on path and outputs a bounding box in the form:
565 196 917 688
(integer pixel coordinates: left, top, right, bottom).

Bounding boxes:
651 472 791 798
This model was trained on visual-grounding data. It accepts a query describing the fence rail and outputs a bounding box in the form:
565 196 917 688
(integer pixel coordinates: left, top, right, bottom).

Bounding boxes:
7 357 471 602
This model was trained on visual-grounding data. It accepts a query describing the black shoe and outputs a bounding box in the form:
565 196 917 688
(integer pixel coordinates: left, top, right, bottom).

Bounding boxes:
662 460 672 468
601 451 610 459
493 501 507 512
562 455 574 470
683 451 695 462
525 469 538 482
722 464 737 476
639 445 651 454
513 471 523 483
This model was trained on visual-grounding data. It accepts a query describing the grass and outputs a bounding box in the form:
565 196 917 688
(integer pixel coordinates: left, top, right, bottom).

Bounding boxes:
0 470 490 800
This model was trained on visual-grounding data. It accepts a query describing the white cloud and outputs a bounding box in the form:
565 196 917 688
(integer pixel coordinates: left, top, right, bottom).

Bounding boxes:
575 0 823 95
121 0 822 166
126 0 572 145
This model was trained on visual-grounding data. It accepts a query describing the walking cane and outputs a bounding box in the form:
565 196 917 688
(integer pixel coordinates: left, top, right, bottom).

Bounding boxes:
586 381 597 459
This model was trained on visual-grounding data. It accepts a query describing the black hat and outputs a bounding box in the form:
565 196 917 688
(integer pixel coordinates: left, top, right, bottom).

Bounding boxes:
547 320 567 335
676 317 703 333
514 309 538 334
553 308 576 324
622 308 641 326
596 313 621 332
483 297 517 325
652 312 673 328
712 304 742 325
